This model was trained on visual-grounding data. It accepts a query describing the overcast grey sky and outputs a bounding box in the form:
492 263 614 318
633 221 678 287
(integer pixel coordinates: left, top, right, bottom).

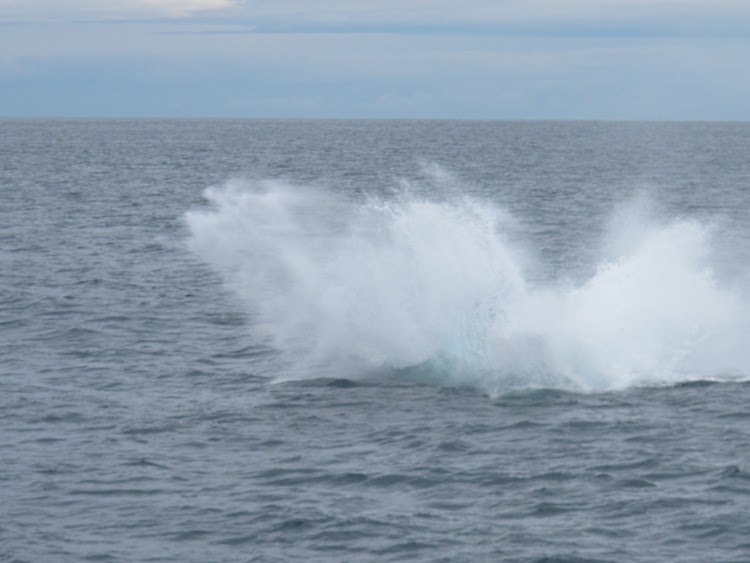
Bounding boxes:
1 0 749 119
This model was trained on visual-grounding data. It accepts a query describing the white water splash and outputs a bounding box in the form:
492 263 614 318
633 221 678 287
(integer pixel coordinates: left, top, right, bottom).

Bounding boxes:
185 178 750 392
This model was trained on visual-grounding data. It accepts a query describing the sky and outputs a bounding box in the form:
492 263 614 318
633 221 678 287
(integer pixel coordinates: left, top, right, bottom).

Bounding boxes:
1 0 749 119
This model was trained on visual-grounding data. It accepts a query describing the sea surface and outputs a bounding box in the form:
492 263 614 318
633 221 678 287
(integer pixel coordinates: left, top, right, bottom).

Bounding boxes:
2 119 750 562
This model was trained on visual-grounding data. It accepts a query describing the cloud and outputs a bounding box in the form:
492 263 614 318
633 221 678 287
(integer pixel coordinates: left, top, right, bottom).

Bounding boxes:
2 0 749 24
0 0 233 20
138 0 233 17
1 0 748 35
1 0 749 119
156 0 750 39
209 0 750 25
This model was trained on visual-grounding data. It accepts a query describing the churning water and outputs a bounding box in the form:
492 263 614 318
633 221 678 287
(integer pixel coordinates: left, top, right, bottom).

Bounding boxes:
187 178 749 393
2 119 750 561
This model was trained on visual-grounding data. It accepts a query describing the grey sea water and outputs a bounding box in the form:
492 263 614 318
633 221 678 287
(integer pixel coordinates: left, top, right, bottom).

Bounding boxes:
2 119 750 562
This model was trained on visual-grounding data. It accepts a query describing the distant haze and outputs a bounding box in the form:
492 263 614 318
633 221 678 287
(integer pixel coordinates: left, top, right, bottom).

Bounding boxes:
1 0 749 119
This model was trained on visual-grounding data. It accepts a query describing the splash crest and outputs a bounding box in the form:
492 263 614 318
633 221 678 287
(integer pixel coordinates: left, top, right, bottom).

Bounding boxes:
185 178 750 392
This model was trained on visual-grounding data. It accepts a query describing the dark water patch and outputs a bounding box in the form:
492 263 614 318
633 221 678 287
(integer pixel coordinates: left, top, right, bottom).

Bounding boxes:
588 458 660 473
436 439 473 452
495 388 580 406
369 473 437 489
76 476 159 486
176 440 209 449
269 516 333 536
474 473 527 487
499 420 546 430
184 369 209 378
255 396 317 410
533 557 616 563
425 500 474 511
122 423 181 436
671 379 720 389
170 529 211 542
256 467 318 480
290 377 366 389
210 344 271 360
259 438 285 447
721 465 743 478
641 468 713 482
373 541 437 555
324 378 361 389
0 318 27 329
709 484 750 495
200 410 264 425
331 472 369 485
614 478 657 488
436 384 487 398
306 516 410 543
124 459 171 470
82 555 118 562
641 496 731 510
529 502 575 518
582 527 632 539
87 315 132 324
263 471 371 487
531 471 576 482
718 410 750 420
69 487 168 496
557 419 605 432
36 464 79 475
29 437 65 445
678 525 731 540
223 510 254 519
215 534 258 546
35 412 88 424
203 311 246 327
622 432 667 444
59 349 96 360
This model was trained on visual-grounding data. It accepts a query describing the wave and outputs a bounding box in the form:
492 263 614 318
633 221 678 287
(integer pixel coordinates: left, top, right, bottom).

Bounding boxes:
185 175 750 393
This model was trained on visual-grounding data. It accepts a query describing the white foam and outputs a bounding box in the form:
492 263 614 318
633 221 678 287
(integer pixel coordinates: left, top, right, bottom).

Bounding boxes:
185 177 750 392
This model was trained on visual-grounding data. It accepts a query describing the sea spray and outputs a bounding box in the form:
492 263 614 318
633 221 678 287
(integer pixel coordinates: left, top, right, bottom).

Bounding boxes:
185 177 750 392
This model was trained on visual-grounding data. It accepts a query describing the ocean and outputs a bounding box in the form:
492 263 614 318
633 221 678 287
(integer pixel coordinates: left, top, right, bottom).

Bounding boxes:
1 119 749 562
